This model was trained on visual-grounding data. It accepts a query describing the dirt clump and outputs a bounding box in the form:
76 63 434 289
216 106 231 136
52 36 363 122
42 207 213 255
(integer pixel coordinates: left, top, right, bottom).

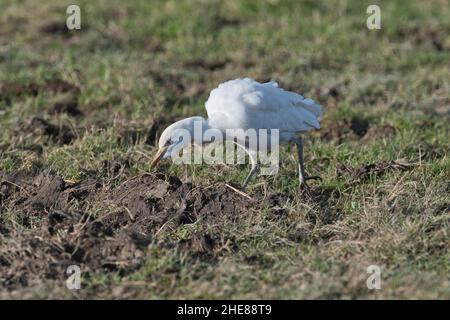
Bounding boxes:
104 174 257 231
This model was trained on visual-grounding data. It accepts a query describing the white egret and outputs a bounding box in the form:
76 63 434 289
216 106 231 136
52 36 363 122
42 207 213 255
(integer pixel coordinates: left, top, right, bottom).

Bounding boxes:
150 78 323 190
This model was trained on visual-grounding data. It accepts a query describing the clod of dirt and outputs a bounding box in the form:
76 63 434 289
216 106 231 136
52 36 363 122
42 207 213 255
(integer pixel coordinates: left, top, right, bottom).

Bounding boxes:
1 170 102 218
26 174 66 210
336 159 414 183
26 117 75 144
48 100 83 117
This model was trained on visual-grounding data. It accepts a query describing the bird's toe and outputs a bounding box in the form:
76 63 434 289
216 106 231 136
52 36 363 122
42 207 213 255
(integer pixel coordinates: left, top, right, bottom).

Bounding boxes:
304 175 322 181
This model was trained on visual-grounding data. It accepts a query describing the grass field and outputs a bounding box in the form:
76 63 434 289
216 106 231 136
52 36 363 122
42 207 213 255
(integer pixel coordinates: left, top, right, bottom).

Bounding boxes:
0 0 449 299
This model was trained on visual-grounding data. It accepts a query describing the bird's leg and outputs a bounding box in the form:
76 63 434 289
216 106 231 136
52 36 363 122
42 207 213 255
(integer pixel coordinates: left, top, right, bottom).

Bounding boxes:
242 163 260 191
241 149 259 191
295 138 321 190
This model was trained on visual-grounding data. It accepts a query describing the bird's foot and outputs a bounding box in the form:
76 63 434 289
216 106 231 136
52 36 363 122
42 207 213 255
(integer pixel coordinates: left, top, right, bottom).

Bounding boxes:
304 175 322 182
299 176 321 198
299 182 313 197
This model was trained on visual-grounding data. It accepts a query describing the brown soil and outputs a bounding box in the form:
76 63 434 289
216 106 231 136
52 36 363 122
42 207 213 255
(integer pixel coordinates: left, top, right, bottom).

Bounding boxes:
0 170 272 292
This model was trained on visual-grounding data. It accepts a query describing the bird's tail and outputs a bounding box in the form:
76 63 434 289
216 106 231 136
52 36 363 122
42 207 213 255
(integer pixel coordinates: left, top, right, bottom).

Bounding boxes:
300 99 323 119
285 89 323 120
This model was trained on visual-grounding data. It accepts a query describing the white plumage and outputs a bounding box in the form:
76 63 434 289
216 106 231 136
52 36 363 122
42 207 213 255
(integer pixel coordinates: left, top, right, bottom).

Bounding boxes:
150 78 324 190
206 78 322 135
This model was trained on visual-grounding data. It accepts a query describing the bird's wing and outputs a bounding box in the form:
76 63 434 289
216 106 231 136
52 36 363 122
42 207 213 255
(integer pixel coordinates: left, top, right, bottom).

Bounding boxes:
205 78 323 133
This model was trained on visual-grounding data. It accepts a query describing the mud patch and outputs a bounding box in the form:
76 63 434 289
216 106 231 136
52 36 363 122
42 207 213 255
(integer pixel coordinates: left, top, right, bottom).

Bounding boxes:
103 174 257 231
1 171 100 216
0 171 264 293
0 212 147 290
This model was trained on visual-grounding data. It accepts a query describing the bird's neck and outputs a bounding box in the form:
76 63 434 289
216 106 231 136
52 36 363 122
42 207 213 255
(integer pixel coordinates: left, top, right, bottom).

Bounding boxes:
179 116 210 145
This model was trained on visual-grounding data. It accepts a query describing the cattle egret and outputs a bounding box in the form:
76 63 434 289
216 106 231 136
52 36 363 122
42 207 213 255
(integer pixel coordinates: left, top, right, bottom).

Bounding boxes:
150 78 323 190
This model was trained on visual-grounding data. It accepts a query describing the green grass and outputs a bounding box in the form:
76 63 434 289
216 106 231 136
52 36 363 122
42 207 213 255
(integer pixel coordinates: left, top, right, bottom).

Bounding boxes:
0 0 449 299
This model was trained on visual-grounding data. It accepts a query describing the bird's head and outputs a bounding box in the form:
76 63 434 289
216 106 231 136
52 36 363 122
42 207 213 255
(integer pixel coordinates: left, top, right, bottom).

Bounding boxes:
150 116 207 169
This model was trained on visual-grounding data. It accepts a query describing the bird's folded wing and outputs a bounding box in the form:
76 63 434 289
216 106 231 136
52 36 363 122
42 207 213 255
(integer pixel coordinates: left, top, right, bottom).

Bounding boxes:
205 78 323 132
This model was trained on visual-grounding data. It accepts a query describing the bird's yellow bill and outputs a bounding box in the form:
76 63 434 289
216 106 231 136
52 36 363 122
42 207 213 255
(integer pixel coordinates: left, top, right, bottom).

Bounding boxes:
150 146 169 169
